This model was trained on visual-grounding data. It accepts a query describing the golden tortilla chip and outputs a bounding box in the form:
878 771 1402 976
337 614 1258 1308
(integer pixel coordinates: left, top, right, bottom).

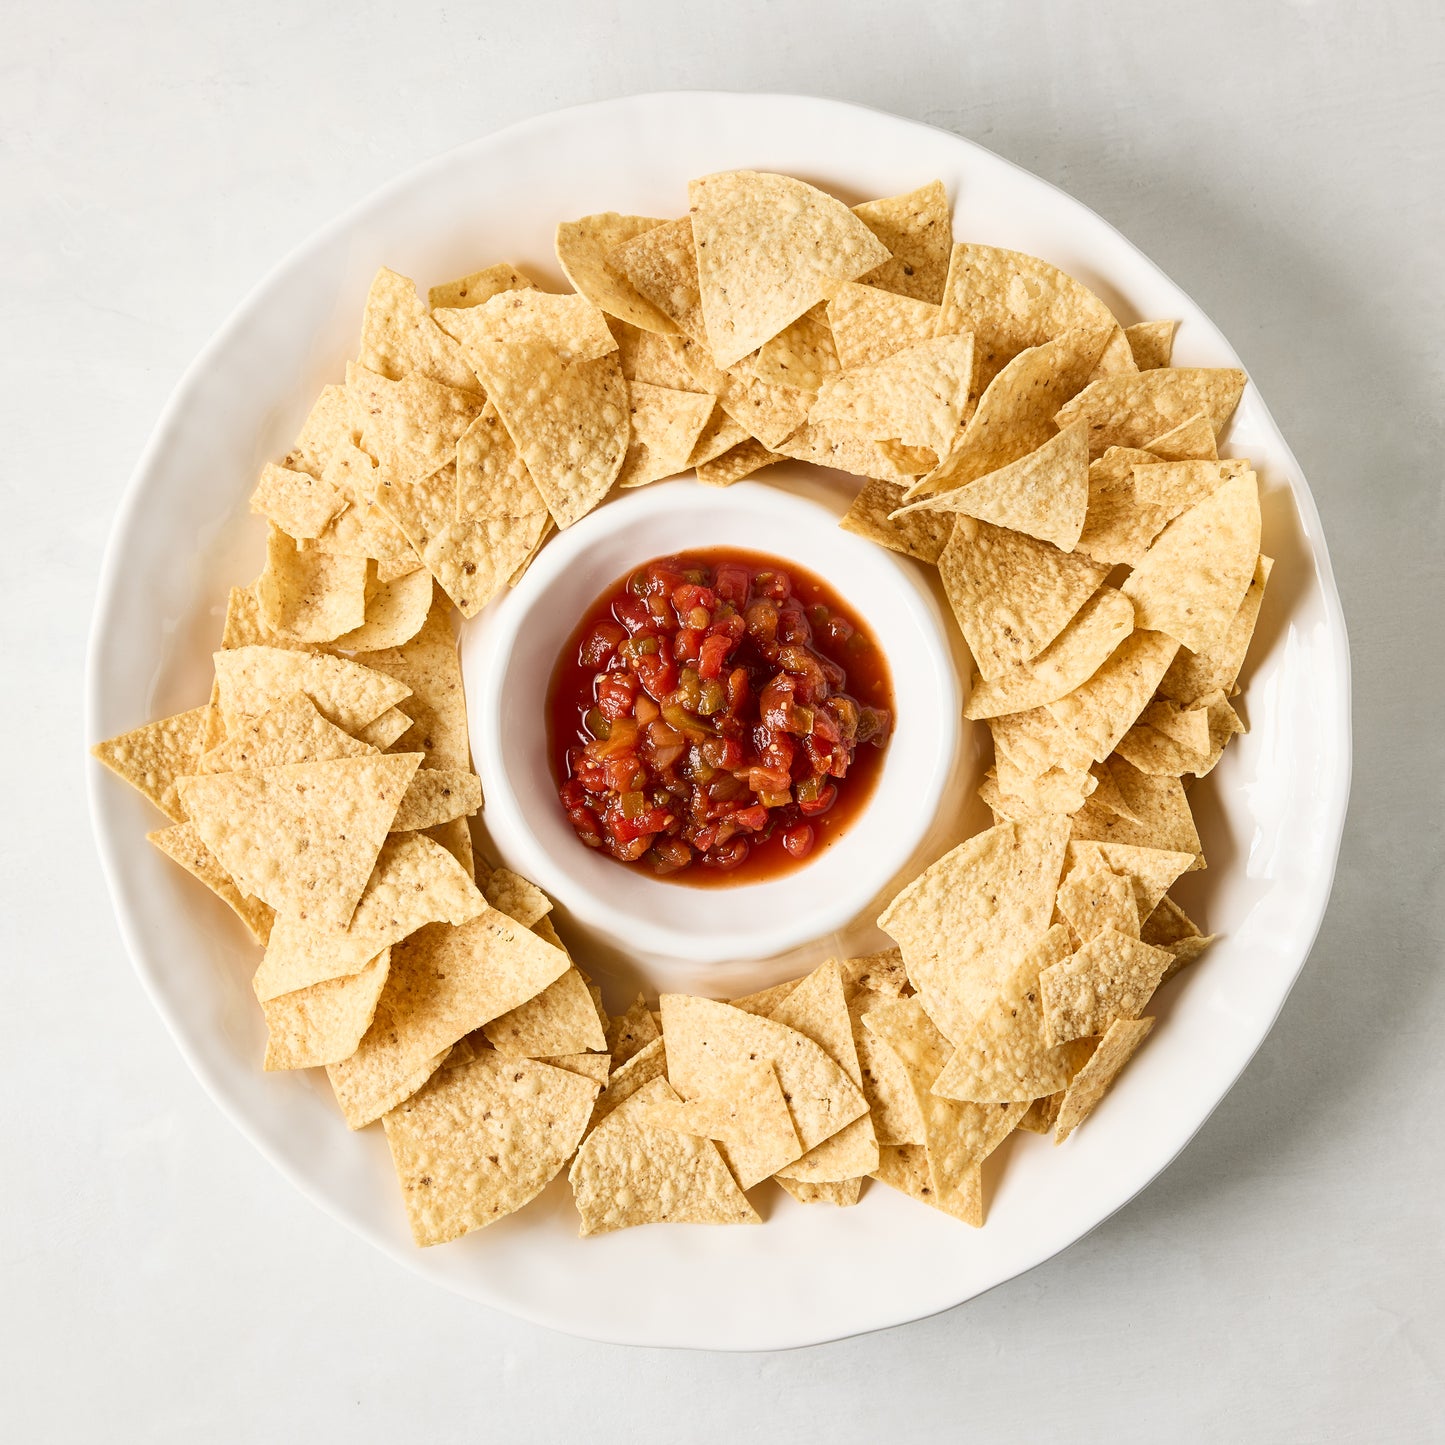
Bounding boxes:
1044 629 1181 764
555 213 678 334
178 752 420 931
777 1176 864 1207
590 1035 667 1126
220 582 314 653
1054 1016 1155 1142
878 818 1070 1042
328 909 571 1128
479 867 552 929
357 599 468 768
779 421 920 484
257 527 368 643
1018 1091 1064 1134
932 927 1094 1102
92 705 207 822
936 244 1117 391
1088 325 1139 381
384 1046 599 1245
852 180 953 303
435 289 618 364
852 992 926 1146
730 978 805 1017
310 441 423 580
840 479 954 564
605 994 661 1067
749 304 839 393
250 462 350 539
964 586 1133 719
939 518 1110 680
147 822 274 944
357 267 479 392
213 645 410 734
1142 896 1216 982
688 170 890 369
329 565 433 652
1065 840 1194 918
389 768 481 832
1039 928 1172 1045
1055 867 1140 943
989 704 1096 779
685 404 749 468
483 966 607 1057
427 262 534 312
911 326 1111 499
827 282 940 369
1069 756 1202 862
1138 696 1211 755
676 335 814 450
894 420 1089 551
1073 446 1177 567
201 693 373 774
1145 411 1218 462
1131 458 1249 525
809 334 974 457
1055 368 1247 457
871 1143 980 1220
254 832 484 999
569 1077 760 1235
262 948 391 1071
284 383 361 479
607 216 708 343
1159 554 1272 707
1125 320 1176 371
346 362 483 487
1121 470 1261 654
693 437 783 487
610 319 697 390
981 760 1097 820
616 382 715 487
660 994 868 1154
354 706 412 750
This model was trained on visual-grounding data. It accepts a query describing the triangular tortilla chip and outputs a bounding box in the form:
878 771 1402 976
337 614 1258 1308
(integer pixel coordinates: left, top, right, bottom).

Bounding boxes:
1054 1016 1155 1142
389 768 481 832
1039 928 1173 1045
1125 320 1176 371
1158 554 1272 707
777 1176 864 1207
356 599 468 768
555 213 678 334
1143 897 1216 983
262 949 391 1070
384 1047 600 1245
616 382 715 488
749 304 840 392
346 362 484 488
1065 841 1195 918
675 334 814 450
250 462 349 539
589 1035 667 1126
479 867 552 929
1074 446 1178 566
284 383 361 479
1131 458 1248 523
851 990 926 1145
1068 757 1202 863
877 818 1070 1042
327 909 571 1128
1145 411 1218 462
606 216 708 344
989 704 1097 779
427 262 535 312
1045 630 1181 762
483 967 608 1057
569 1076 760 1234
694 437 783 487
1055 368 1247 457
212 646 410 734
1121 470 1261 654
201 693 374 774
963 586 1134 719
939 518 1110 680
932 927 1094 1101
435 289 618 363
147 822 274 944
256 526 368 643
605 994 661 1067
357 267 479 392
353 706 411 750
840 478 955 564
92 705 207 822
1055 867 1140 943
688 170 890 368
852 180 953 303
827 282 940 369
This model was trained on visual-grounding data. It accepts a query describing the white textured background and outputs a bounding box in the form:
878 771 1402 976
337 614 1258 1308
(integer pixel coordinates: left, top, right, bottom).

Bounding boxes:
5 2 1443 1439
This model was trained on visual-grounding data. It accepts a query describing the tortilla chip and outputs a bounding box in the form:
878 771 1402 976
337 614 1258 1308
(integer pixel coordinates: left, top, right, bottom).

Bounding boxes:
1073 446 1178 566
989 705 1097 780
1055 868 1140 943
555 212 678 334
346 363 483 488
253 832 484 999
1018 1092 1064 1134
644 1058 803 1189
1088 325 1139 381
1158 554 1272 707
1121 470 1261 654
660 994 867 1155
936 244 1118 391
213 646 410 734
616 382 715 487
357 599 468 768
861 997 1030 1223
1065 841 1194 918
693 437 783 487
931 927 1093 1102
605 994 661 1067
777 1177 864 1207
610 318 696 390
201 693 374 774
357 267 479 392
483 967 607 1057
607 216 708 343
749 304 839 392
780 422 922 484
964 586 1133 719
809 334 974 457
685 404 749 468
147 822 274 944
480 867 552 929
569 1077 760 1235
852 992 926 1146
1045 629 1181 764
894 419 1089 552
590 1035 667 1126
939 518 1110 680
354 707 411 750
1145 411 1218 462
1138 696 1211 755
1070 757 1202 862
220 582 314 653
1054 1016 1155 1142
256 527 368 643
877 818 1070 1042
676 335 814 450
1055 368 1247 457
435 289 618 365
327 909 571 1128
1131 458 1249 526
384 1047 599 1245
92 706 207 822
841 947 910 997
771 960 879 1183
1142 896 1216 982
688 170 890 369
389 768 481 832
730 979 804 1017
262 948 391 1070
852 180 953 303
911 326 1111 499
250 462 349 540
311 442 423 580
827 281 941 370
1125 320 1176 371
284 383 361 479
178 751 419 931
427 262 535 312
981 760 1096 820
323 563 430 651
1038 921 1171 1040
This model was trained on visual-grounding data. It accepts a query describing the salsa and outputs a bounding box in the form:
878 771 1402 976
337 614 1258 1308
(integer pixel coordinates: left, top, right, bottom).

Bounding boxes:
547 549 894 886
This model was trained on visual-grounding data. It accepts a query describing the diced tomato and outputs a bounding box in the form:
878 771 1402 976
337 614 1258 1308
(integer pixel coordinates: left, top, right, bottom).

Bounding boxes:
595 671 638 720
579 620 627 668
633 651 678 701
782 824 814 858
697 632 734 679
713 563 751 606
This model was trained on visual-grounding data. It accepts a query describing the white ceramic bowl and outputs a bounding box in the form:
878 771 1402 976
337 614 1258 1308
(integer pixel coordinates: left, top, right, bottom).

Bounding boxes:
87 93 1351 1350
465 474 960 984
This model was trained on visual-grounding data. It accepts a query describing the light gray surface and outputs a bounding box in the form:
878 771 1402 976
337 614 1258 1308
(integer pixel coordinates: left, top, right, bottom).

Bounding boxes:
4 1 1442 1439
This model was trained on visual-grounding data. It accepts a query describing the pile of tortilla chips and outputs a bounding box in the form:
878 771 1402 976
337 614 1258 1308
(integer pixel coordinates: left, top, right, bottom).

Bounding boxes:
94 169 1269 1245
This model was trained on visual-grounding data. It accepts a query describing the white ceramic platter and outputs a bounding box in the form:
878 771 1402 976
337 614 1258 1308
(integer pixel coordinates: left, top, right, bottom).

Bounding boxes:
86 92 1351 1350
